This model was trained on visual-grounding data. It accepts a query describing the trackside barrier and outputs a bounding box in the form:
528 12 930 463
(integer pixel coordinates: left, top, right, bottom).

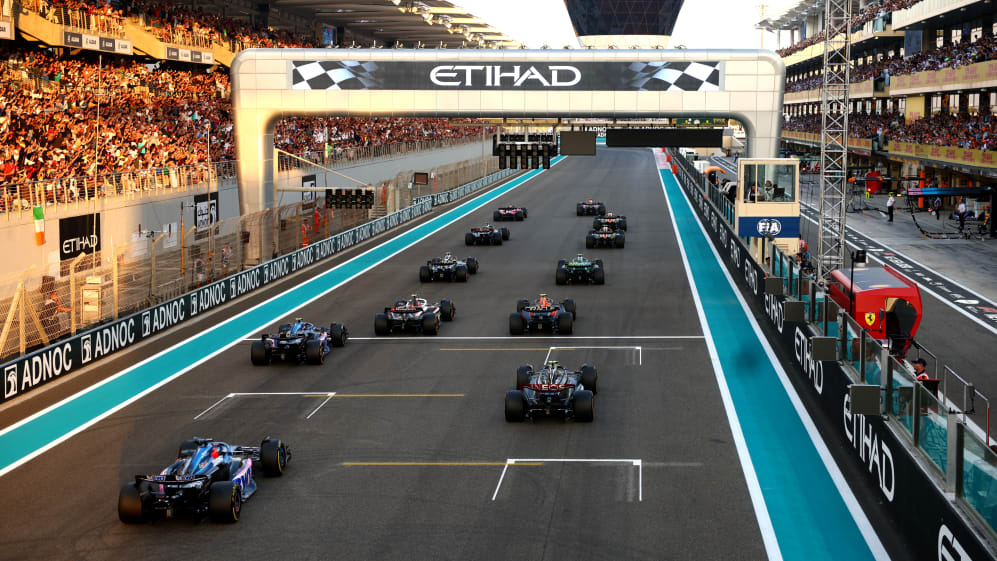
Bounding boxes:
668 148 997 560
0 168 516 405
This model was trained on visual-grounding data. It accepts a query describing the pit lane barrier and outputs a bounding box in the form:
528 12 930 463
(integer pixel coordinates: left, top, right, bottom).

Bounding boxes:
668 148 997 561
0 168 518 405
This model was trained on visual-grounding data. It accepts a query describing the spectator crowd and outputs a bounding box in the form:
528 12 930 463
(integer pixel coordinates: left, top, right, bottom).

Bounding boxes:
786 34 997 92
783 111 996 151
24 0 318 51
0 44 487 209
776 0 926 58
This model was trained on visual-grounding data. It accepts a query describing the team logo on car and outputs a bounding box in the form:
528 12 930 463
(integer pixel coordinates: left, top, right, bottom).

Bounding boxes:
864 312 876 326
756 218 783 236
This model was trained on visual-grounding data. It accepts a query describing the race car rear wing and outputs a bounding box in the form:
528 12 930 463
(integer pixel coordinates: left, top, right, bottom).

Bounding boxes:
135 474 210 486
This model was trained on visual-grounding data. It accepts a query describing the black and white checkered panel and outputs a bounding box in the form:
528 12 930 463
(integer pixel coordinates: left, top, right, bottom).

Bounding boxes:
624 61 721 92
291 60 381 90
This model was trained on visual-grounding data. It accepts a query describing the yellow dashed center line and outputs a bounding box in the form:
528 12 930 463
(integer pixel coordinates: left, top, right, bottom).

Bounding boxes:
342 462 543 467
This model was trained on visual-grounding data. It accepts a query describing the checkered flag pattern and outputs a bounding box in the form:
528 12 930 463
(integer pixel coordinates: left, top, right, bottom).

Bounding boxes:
291 60 381 90
623 61 721 91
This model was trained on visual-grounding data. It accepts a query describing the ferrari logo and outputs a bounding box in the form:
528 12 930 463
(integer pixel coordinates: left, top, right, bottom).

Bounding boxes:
864 313 876 326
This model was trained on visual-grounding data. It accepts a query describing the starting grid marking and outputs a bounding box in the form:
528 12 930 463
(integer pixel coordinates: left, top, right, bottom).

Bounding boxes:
346 335 704 341
543 345 642 366
492 458 643 502
192 391 463 420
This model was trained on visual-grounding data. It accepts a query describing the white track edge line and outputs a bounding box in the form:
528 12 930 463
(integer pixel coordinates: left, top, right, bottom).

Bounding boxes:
666 162 891 561
0 163 560 478
656 163 784 561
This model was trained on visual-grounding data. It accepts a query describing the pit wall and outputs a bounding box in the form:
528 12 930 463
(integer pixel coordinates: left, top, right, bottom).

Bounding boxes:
668 149 996 561
0 168 517 405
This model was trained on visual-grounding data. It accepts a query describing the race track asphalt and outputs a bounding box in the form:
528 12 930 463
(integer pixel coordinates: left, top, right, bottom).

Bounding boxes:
0 148 768 561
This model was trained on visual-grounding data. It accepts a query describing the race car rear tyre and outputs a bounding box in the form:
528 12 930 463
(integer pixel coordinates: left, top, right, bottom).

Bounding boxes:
562 299 576 318
261 438 289 477
465 233 474 246
598 205 606 216
516 365 533 389
555 267 568 285
515 211 524 221
505 390 526 422
573 390 594 422
492 232 503 245
585 235 595 249
522 208 528 218
456 266 468 282
306 340 324 365
419 265 432 283
615 234 625 248
516 299 529 312
118 483 147 523
509 313 525 335
501 227 510 240
493 210 501 221
557 312 574 335
580 364 598 394
592 267 605 285
620 219 628 231
422 313 440 335
208 481 242 523
594 259 604 268
592 219 601 230
250 341 270 366
466 257 479 274
374 313 390 336
576 205 584 216
557 259 566 268
440 300 455 321
330 323 347 347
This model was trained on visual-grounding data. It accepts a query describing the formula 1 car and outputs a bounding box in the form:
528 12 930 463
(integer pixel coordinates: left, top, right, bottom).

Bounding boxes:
250 319 348 366
420 252 479 282
585 226 625 249
593 212 628 231
576 199 606 216
505 361 597 422
465 224 510 245
556 254 605 285
509 294 575 335
118 436 291 524
375 294 455 336
493 205 528 221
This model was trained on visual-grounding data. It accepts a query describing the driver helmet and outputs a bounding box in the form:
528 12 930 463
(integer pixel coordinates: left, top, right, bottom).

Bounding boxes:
538 293 550 308
443 252 454 262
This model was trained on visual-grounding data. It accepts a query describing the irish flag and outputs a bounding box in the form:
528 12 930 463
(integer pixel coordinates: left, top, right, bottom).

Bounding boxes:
33 206 44 245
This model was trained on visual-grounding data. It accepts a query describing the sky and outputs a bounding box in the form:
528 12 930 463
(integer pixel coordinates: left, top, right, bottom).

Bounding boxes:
456 0 802 50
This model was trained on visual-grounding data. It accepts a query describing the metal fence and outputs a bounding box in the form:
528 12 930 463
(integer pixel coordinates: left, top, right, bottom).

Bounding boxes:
0 153 502 362
18 0 126 37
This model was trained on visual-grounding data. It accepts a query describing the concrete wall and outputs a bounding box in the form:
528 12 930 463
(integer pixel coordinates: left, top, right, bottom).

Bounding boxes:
0 140 490 279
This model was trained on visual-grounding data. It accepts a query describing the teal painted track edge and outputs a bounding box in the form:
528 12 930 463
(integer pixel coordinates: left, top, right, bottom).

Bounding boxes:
0 157 564 476
658 168 879 561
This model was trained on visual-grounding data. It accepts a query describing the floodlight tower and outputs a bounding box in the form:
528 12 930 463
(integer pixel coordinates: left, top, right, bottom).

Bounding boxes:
816 0 852 282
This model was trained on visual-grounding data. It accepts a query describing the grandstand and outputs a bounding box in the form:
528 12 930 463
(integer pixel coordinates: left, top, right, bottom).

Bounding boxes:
760 0 997 219
0 0 518 353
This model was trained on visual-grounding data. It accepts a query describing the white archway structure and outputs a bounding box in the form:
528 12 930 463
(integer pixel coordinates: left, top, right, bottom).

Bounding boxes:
231 49 785 214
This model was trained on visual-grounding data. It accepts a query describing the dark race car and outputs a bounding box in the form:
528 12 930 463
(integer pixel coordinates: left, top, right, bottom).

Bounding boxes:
118 436 291 524
593 212 628 231
375 294 455 336
505 360 597 422
576 199 606 216
556 254 605 285
251 318 348 366
509 294 575 335
420 252 479 282
493 206 528 221
465 224 510 245
586 226 625 249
